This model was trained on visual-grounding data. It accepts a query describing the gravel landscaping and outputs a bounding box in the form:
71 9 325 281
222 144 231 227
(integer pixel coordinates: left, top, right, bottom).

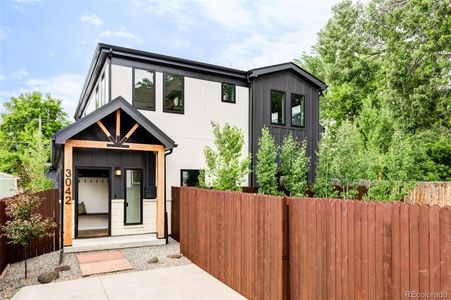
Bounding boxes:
0 238 190 299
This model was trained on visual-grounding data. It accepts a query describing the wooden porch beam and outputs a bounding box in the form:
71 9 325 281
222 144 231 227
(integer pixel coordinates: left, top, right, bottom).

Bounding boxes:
156 150 165 238
66 139 164 152
96 120 115 143
119 123 139 144
63 144 73 246
115 109 121 142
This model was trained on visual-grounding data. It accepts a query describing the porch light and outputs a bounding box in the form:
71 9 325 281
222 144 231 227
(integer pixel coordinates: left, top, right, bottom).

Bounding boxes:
115 167 122 176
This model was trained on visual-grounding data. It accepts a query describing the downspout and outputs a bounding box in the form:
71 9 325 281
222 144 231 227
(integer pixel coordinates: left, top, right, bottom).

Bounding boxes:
247 72 254 187
163 144 177 244
108 48 113 101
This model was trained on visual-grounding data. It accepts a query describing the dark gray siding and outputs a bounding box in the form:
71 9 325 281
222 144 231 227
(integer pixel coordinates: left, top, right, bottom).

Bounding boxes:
250 71 320 186
73 148 155 199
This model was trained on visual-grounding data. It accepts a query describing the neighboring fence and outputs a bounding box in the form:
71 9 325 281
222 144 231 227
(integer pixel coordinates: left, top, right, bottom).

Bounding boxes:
0 189 60 274
176 186 451 300
179 187 288 300
404 182 451 206
289 197 450 300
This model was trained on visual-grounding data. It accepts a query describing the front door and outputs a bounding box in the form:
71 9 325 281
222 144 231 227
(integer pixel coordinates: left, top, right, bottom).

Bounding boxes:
125 169 143 225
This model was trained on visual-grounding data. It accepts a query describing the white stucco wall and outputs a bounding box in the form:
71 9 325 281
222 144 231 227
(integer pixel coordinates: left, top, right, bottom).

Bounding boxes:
110 64 250 200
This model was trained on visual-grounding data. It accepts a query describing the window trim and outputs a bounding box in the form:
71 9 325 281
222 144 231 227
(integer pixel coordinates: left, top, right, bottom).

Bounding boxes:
270 89 286 126
132 67 156 111
290 93 306 128
180 169 201 187
221 82 236 103
163 73 185 114
124 168 144 226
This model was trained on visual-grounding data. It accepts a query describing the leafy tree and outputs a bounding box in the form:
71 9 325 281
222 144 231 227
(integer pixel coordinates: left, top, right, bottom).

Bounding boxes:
280 134 310 197
255 127 278 195
0 92 69 174
314 130 337 198
203 122 251 191
0 193 56 278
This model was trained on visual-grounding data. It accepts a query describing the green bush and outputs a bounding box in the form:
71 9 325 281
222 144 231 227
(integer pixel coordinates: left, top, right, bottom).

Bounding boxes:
255 127 278 195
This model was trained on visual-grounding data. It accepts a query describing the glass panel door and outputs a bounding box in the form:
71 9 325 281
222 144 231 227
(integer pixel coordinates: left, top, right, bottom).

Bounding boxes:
125 169 142 224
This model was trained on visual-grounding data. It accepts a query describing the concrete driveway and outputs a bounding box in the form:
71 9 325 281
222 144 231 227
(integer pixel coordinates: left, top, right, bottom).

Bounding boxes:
12 264 246 300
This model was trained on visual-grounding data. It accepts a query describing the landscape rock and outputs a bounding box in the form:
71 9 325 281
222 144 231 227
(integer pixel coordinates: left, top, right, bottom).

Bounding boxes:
54 265 71 272
167 254 182 259
147 257 159 264
38 271 59 284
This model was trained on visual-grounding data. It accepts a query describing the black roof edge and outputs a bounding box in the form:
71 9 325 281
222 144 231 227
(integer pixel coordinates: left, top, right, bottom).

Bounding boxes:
248 62 327 91
56 96 176 150
74 43 249 120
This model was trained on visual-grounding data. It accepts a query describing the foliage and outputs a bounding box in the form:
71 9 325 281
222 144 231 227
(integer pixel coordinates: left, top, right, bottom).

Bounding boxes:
0 92 69 175
313 130 338 198
202 122 251 191
255 127 278 195
0 193 56 278
280 134 310 197
299 0 451 199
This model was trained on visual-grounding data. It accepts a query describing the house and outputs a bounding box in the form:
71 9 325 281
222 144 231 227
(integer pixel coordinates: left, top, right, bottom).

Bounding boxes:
52 43 326 250
0 171 19 198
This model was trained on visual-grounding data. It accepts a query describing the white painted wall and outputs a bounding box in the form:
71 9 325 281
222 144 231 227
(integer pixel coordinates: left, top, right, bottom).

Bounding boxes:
78 177 108 213
110 64 250 200
111 199 156 235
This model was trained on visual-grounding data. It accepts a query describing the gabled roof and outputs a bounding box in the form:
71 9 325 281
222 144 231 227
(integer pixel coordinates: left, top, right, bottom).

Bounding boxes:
53 96 176 149
249 62 327 90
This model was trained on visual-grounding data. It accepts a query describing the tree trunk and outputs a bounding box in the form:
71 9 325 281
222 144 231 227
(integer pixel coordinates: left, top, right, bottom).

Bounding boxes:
24 245 28 279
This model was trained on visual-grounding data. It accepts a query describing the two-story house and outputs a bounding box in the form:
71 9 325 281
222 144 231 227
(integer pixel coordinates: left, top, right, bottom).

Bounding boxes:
52 43 326 251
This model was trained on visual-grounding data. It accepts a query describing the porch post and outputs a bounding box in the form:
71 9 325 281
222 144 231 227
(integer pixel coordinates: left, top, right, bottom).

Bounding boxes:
156 148 165 238
63 143 73 246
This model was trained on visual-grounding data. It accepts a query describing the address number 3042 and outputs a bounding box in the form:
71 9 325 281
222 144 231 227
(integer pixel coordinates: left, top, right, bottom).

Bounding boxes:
64 169 72 205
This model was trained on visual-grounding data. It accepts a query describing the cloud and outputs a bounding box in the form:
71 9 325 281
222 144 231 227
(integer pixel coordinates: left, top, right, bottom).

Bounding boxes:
0 26 11 40
100 26 143 43
0 73 84 117
0 74 5 81
13 69 30 79
80 14 104 26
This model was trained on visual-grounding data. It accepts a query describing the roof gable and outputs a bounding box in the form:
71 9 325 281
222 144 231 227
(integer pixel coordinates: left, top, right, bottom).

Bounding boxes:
53 96 175 149
249 62 327 90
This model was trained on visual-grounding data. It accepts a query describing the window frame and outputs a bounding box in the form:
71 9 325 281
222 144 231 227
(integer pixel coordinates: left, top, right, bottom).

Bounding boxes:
290 93 306 128
180 169 201 187
221 82 236 103
163 73 185 114
132 67 156 111
124 168 144 226
270 89 286 126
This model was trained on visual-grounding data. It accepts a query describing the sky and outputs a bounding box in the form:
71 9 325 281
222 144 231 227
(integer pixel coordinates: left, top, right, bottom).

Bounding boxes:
0 0 339 119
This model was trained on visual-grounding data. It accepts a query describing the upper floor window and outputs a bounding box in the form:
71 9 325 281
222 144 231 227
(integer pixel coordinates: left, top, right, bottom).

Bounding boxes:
133 68 155 110
163 74 184 114
181 169 201 187
271 90 285 125
95 86 99 109
291 94 305 127
222 83 236 103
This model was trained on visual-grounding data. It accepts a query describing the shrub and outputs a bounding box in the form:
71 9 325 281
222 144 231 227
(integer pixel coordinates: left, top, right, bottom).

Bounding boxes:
255 127 279 195
280 134 310 196
203 122 251 191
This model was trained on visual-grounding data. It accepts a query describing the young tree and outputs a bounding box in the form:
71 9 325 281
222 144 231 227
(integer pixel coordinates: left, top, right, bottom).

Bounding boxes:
280 134 310 197
314 129 337 198
0 193 56 278
203 122 251 191
255 127 278 195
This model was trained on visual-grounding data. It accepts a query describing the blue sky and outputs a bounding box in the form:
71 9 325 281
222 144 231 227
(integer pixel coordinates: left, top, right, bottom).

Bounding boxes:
0 0 339 118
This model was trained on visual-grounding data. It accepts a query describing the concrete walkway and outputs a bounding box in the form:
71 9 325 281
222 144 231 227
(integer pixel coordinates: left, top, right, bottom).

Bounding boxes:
12 264 245 300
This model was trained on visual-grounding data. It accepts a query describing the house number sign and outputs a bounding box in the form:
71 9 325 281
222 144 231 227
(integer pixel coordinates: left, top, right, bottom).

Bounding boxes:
64 169 72 205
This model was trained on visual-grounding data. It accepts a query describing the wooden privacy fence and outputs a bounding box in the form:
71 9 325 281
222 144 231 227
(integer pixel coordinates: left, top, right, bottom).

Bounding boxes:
404 182 451 206
176 187 451 300
0 189 60 274
179 187 288 300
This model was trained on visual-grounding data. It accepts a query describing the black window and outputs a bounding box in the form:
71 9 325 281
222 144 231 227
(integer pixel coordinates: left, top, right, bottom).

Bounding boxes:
291 94 305 127
222 83 236 103
271 90 285 125
181 169 201 187
164 74 184 114
133 68 155 110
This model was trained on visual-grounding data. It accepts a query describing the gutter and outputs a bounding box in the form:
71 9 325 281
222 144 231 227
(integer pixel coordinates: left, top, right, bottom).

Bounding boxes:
163 144 177 244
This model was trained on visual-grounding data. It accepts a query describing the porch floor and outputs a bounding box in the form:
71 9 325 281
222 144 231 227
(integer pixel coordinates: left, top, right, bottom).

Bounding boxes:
64 233 165 253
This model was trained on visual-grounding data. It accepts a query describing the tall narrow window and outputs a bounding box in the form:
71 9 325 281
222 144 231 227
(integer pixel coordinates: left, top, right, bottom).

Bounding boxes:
163 74 184 114
291 94 305 127
222 83 236 103
134 68 155 110
95 86 99 109
271 90 285 125
125 169 142 225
